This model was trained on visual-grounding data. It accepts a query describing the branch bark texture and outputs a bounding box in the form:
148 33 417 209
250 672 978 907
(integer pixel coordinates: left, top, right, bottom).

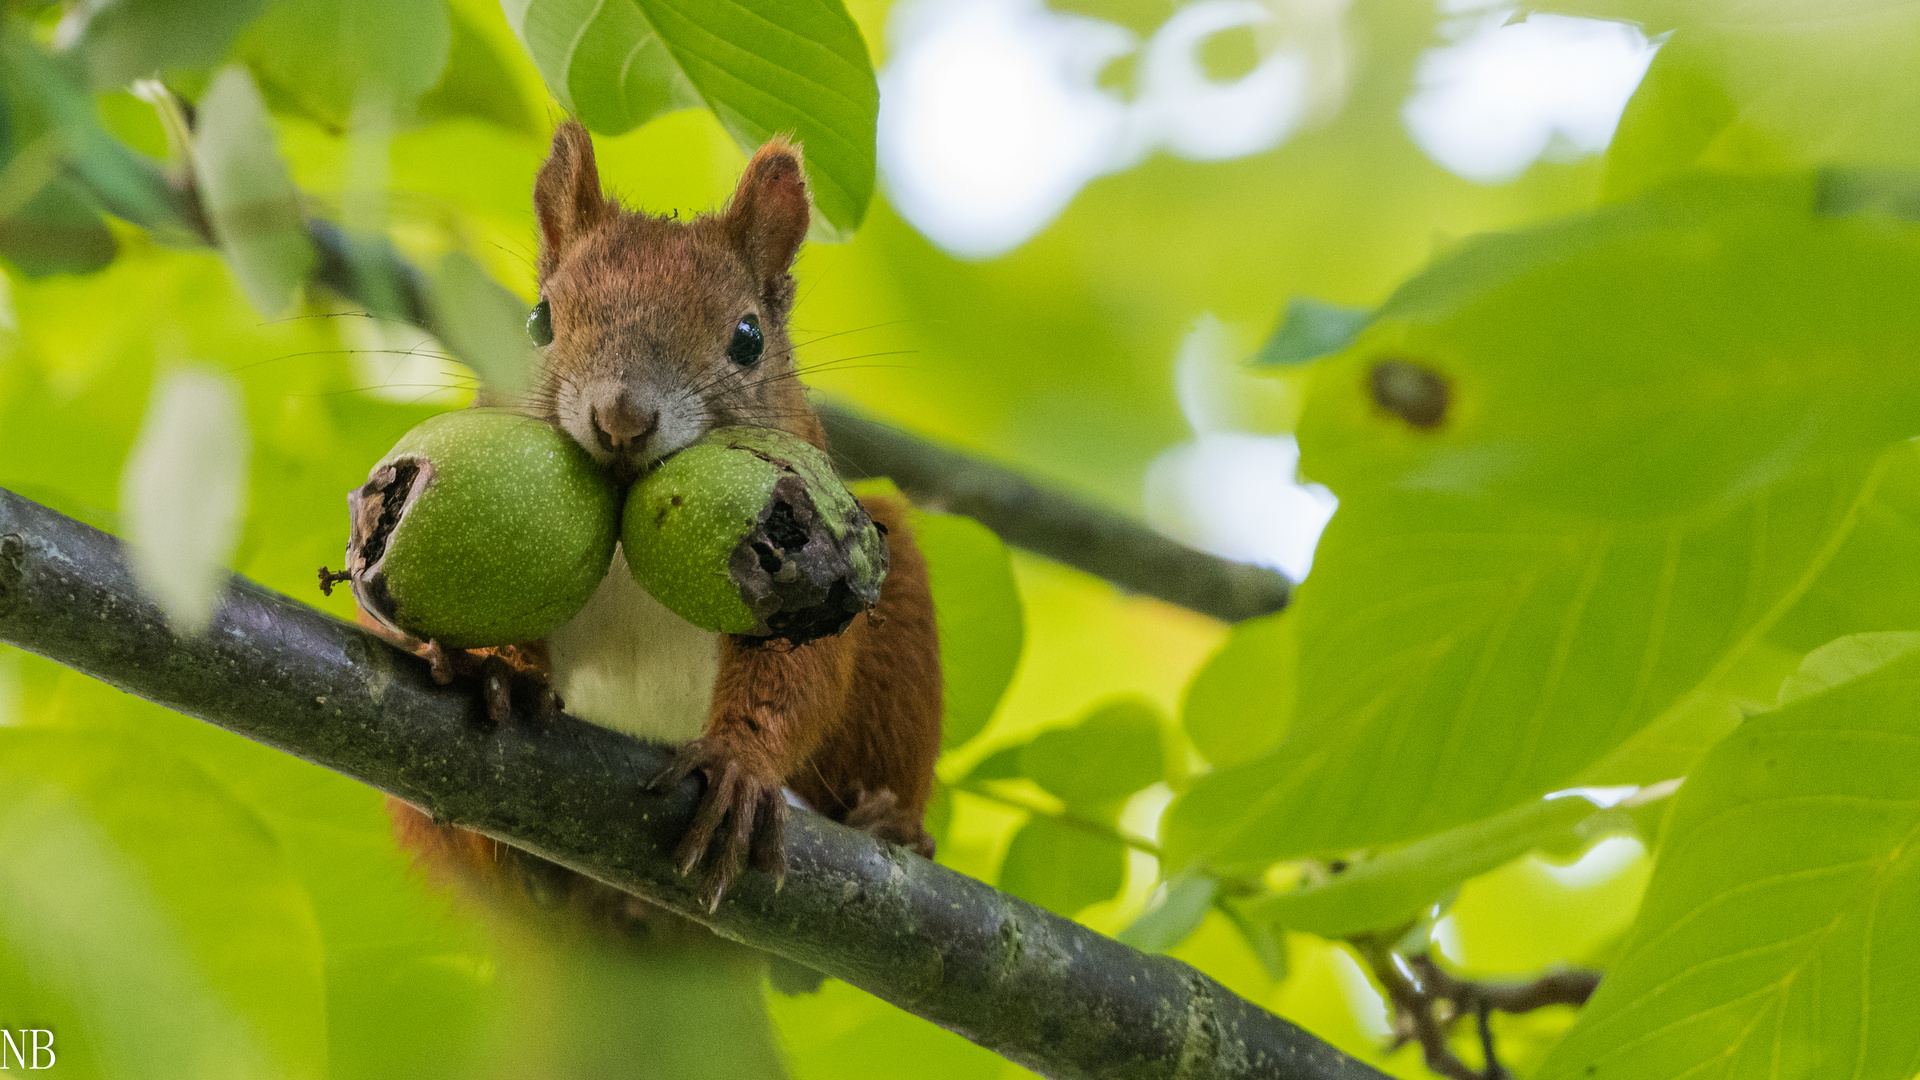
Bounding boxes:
0 488 1379 1080
820 404 1294 623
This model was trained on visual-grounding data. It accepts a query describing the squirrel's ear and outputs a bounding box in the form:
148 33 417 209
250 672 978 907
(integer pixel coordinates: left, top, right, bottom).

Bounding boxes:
534 121 611 264
726 138 810 292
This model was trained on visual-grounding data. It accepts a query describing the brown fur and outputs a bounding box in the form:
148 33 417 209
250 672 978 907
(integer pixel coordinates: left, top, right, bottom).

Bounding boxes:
386 121 942 923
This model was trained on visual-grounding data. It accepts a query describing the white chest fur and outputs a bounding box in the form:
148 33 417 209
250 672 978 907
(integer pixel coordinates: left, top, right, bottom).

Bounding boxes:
545 546 720 745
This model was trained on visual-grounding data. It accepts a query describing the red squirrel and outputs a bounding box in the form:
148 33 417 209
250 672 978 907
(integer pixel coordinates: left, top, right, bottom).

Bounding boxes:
384 121 943 916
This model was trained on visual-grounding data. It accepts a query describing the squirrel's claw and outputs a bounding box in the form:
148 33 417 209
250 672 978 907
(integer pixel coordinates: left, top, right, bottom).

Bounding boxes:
653 739 789 910
423 640 563 728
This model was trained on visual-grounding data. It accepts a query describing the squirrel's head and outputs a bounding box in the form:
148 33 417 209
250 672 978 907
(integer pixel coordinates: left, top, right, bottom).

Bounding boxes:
526 120 817 475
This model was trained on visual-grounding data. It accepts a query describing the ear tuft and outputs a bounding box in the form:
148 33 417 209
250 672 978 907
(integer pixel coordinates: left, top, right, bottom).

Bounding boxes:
534 121 611 273
727 137 811 297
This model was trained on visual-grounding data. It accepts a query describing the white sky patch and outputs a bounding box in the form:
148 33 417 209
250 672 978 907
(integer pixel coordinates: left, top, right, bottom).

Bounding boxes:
120 371 251 637
1328 943 1393 1039
1547 784 1641 809
1535 834 1647 890
1146 433 1336 580
879 0 1321 258
1403 10 1659 183
1145 316 1336 580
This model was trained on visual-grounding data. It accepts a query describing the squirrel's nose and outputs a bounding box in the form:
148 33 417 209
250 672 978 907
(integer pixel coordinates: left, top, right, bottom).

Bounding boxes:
588 390 659 455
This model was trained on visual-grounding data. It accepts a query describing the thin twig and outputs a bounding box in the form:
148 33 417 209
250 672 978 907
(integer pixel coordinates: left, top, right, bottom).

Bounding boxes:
1352 936 1599 1080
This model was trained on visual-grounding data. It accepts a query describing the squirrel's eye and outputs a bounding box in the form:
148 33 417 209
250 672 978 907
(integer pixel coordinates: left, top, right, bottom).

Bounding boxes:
527 299 553 347
728 313 763 367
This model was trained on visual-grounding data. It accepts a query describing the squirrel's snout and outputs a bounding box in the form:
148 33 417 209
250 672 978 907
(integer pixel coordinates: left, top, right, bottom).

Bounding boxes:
587 388 659 457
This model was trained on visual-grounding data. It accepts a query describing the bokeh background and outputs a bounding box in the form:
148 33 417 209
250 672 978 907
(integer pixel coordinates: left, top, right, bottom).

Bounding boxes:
0 0 1676 1075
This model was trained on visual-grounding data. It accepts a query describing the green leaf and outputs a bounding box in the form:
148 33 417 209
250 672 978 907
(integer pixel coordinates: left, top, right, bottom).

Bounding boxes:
1245 794 1612 940
1250 296 1371 368
417 0 544 135
2 32 186 240
997 815 1126 917
68 0 271 89
1298 175 1920 521
120 370 251 636
239 0 452 124
191 65 317 317
1117 873 1217 953
1776 631 1920 708
1168 453 1893 873
1020 696 1165 814
429 251 534 399
1544 0 1920 200
1167 176 1920 873
1217 900 1291 982
505 0 879 235
962 744 1024 783
909 506 1025 749
1767 441 1920 655
0 728 326 1080
502 0 698 135
1182 609 1293 769
1538 651 1920 1080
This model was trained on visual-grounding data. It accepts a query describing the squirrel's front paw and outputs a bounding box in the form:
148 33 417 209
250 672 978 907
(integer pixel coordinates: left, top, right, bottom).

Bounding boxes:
421 640 562 727
648 738 788 911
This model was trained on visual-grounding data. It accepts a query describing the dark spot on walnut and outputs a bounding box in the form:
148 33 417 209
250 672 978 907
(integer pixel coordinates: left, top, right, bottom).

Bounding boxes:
1370 359 1450 428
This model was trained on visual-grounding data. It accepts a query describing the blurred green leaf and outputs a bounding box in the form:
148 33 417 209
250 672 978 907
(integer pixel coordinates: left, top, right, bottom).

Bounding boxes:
1250 296 1371 368
1776 631 1920 708
1117 872 1216 953
1538 651 1920 1079
909 506 1024 749
13 642 496 1080
1217 900 1290 983
505 0 878 235
120 370 251 635
1544 0 1920 200
429 251 531 399
997 815 1125 918
1021 696 1164 814
0 728 326 1080
1768 441 1920 656
1246 795 1604 940
67 0 270 89
1182 610 1292 769
3 32 186 236
502 0 697 136
0 34 114 274
416 0 543 135
239 0 451 124
962 744 1023 783
191 65 316 316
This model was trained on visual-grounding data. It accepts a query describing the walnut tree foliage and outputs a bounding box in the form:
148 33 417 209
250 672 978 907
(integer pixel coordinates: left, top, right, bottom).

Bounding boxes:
3 0 1920 1077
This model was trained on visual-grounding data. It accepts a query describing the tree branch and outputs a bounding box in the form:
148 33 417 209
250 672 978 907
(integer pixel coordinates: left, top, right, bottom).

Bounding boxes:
0 487 1381 1080
819 404 1294 623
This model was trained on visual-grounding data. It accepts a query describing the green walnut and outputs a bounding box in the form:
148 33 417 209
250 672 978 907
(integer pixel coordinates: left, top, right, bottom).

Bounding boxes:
624 427 888 643
344 408 619 648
